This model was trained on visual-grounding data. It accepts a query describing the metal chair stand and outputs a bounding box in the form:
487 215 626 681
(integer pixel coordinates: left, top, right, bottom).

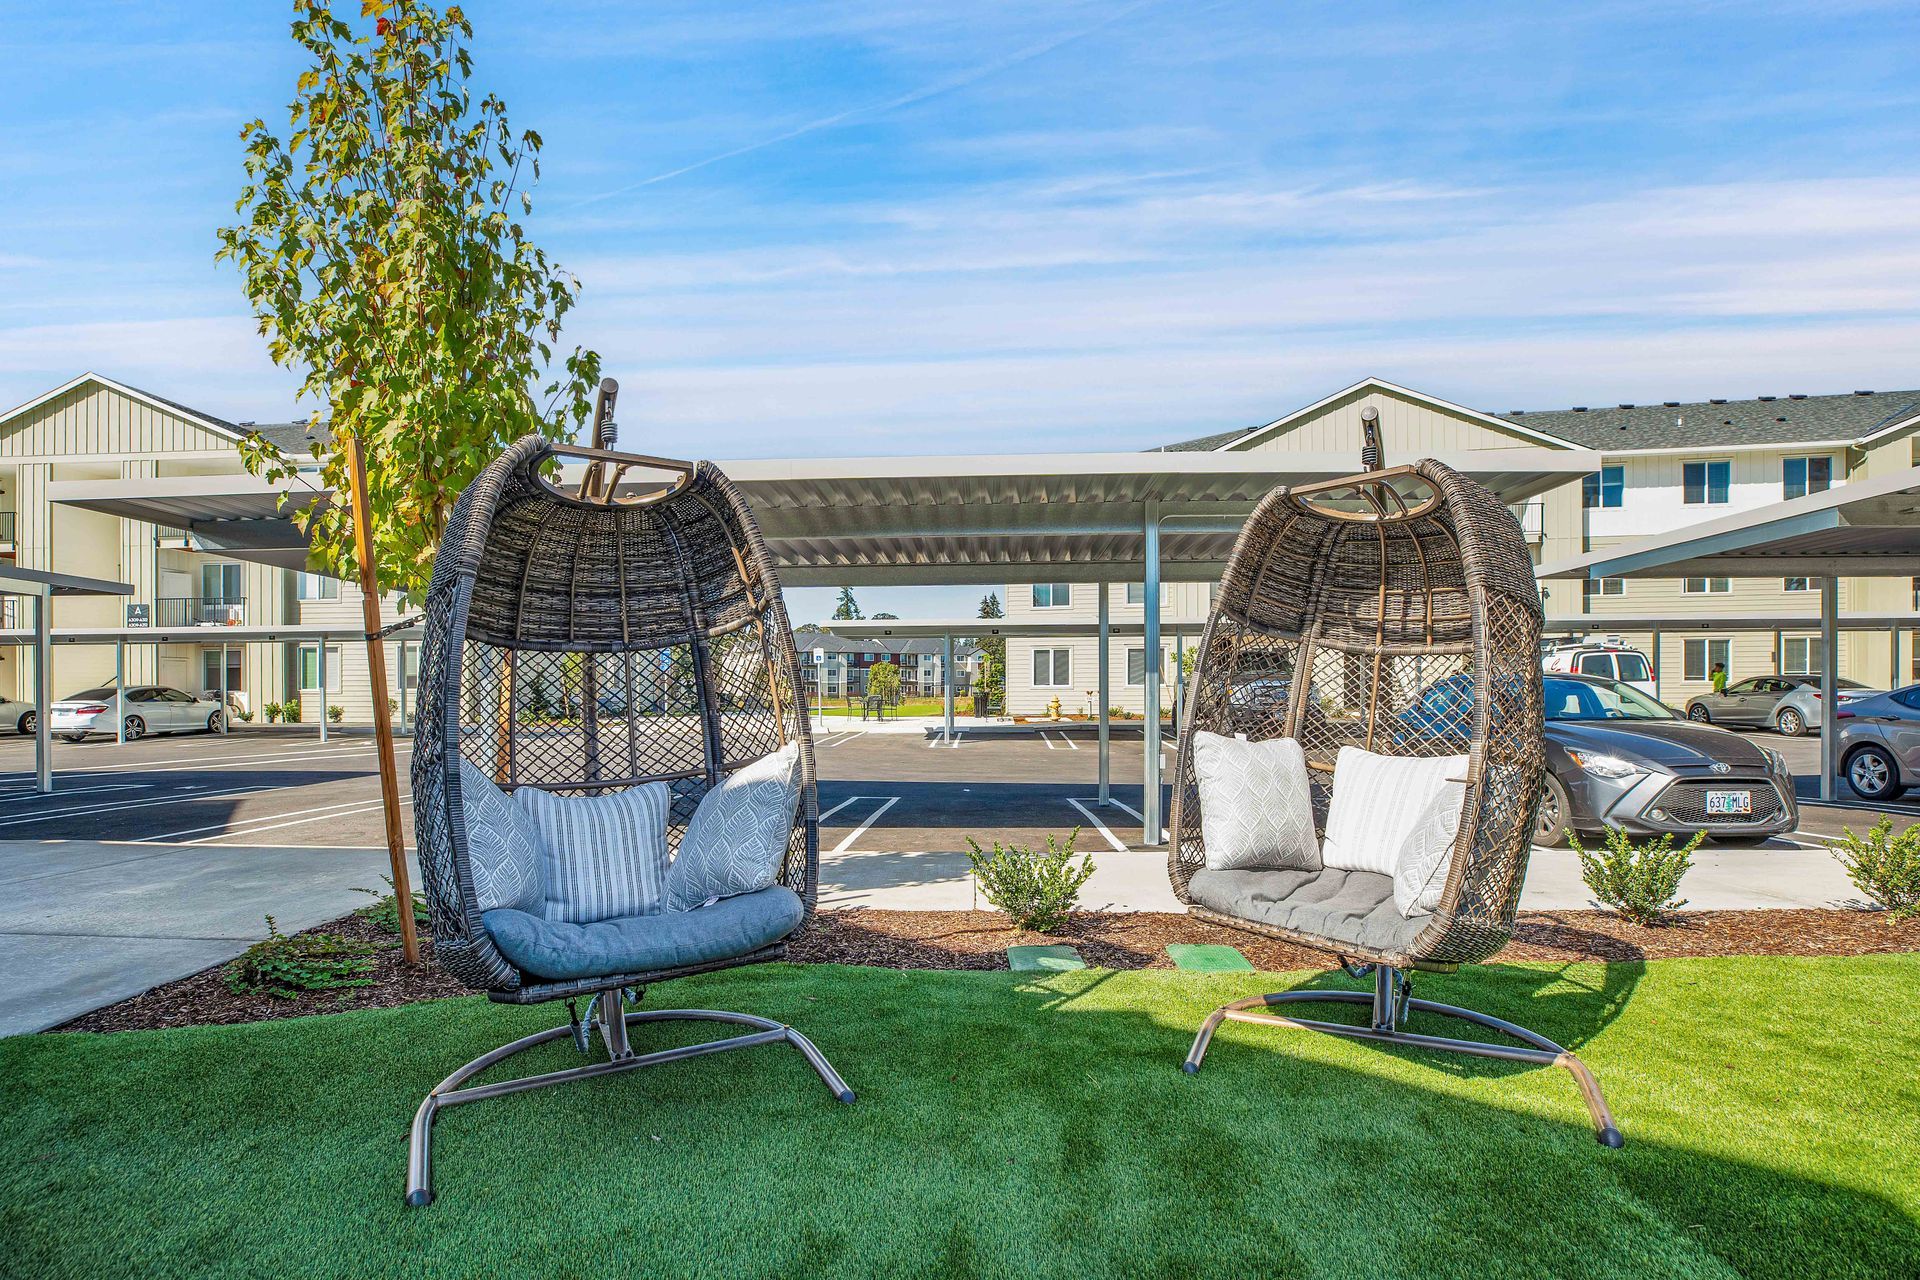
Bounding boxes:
406 985 855 1207
1181 964 1624 1147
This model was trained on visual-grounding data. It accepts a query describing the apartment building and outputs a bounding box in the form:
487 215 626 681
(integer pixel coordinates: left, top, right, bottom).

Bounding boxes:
795 627 973 701
1005 379 1920 716
0 373 413 723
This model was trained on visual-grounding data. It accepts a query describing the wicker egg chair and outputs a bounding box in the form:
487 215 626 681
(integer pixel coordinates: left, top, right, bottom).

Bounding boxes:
405 432 852 1207
1169 442 1622 1147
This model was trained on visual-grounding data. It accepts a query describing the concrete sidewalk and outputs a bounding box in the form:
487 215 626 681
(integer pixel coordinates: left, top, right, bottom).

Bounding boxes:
0 840 412 1036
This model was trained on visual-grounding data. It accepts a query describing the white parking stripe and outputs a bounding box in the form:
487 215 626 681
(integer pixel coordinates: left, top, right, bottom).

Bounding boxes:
0 783 151 804
0 743 388 779
0 783 280 830
1057 732 1079 750
830 796 899 853
817 796 862 824
1067 798 1128 852
180 795 414 845
1040 733 1057 750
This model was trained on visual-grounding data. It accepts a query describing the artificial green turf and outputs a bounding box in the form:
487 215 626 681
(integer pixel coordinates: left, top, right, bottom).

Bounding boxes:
1165 942 1254 972
1006 944 1086 972
3 955 1916 1279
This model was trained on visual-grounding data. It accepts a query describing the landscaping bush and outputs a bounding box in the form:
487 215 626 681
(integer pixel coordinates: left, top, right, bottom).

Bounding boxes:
352 875 429 935
1831 817 1920 920
281 700 302 724
1572 827 1700 925
964 828 1094 933
223 916 375 999
263 702 282 724
326 704 344 723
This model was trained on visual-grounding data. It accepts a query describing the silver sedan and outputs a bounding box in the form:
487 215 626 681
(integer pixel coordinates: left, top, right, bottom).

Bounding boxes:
1834 685 1920 801
49 685 227 742
1769 678 1877 737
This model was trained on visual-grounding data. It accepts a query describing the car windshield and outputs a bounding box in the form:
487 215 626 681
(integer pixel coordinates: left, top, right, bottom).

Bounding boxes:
64 687 118 701
1544 677 1674 722
1612 653 1650 682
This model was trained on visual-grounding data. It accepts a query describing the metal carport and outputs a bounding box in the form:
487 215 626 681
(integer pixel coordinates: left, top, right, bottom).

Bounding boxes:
0 566 135 793
1540 465 1920 801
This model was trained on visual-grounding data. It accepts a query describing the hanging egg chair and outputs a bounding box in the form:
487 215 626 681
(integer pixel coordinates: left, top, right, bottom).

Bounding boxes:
1169 425 1622 1146
405 427 853 1206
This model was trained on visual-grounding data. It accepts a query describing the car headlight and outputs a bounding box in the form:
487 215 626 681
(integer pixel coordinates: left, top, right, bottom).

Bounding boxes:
1763 747 1790 776
1568 750 1641 779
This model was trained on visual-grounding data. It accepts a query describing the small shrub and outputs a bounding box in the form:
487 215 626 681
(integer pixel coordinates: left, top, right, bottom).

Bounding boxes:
282 700 302 724
327 704 345 723
224 916 375 999
964 828 1094 933
236 707 254 722
352 875 429 935
1831 817 1920 920
1572 827 1700 926
263 702 282 724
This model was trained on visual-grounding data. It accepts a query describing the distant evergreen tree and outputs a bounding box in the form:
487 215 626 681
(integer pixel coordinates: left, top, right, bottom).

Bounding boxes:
832 588 863 621
872 612 899 620
975 593 1005 691
978 592 1003 619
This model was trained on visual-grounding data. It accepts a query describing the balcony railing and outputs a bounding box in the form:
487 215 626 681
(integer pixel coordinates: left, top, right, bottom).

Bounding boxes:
0 511 14 544
155 597 247 627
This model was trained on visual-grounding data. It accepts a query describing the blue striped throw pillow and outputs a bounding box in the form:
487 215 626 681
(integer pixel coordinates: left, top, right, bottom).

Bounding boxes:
513 782 672 924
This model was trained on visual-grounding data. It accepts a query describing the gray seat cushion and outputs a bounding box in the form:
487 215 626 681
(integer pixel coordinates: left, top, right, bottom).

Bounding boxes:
1188 867 1429 955
483 885 804 982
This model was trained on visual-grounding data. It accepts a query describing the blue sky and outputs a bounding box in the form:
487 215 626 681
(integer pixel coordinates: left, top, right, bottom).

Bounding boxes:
4 1 1919 621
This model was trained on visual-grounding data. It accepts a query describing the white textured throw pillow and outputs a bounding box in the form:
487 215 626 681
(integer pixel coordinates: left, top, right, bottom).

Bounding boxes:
1320 746 1468 877
1392 779 1467 917
513 782 672 924
664 742 802 911
1191 731 1320 871
456 757 545 915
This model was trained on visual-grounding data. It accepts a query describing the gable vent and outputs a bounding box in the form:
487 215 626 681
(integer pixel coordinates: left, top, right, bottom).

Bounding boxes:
1789 393 1808 400
1759 395 1776 401
1571 406 1588 412
1664 400 1679 407
1710 398 1727 404
1618 403 1635 409
1855 389 1875 395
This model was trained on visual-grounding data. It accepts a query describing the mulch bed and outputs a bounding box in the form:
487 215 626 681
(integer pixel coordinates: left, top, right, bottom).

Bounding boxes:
55 907 1916 1034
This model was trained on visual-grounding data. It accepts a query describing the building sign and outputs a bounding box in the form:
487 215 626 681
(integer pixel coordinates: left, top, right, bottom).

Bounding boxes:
126 603 151 628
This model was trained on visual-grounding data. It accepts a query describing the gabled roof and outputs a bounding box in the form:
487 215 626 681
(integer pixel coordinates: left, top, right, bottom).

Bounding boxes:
1505 389 1920 452
1158 377 1585 453
0 372 248 441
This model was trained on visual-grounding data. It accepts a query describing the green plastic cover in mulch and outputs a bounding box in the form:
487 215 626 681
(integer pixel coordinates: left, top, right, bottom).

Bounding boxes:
1165 943 1254 972
1006 944 1086 972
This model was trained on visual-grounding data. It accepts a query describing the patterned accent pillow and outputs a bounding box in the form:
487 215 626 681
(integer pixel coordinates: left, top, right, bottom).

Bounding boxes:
1191 731 1320 871
513 781 672 924
664 743 802 912
1321 746 1469 877
1392 779 1467 917
456 757 544 915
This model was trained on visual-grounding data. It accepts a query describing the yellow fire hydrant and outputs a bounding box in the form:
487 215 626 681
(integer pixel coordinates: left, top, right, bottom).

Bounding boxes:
1046 695 1063 721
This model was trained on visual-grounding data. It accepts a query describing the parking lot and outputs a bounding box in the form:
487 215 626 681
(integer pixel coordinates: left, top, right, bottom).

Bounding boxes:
0 719 1899 1033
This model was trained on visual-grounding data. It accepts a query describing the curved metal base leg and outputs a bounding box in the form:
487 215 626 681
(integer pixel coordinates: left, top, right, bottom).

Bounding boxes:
406 1004 854 1207
1182 971 1623 1148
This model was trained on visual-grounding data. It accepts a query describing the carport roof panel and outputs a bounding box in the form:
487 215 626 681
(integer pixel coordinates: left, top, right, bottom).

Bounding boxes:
1539 465 1920 580
50 446 1594 586
0 564 133 597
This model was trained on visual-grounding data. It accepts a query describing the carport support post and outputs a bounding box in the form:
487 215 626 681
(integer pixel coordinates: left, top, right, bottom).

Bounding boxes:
1143 500 1162 845
33 592 50 795
1820 576 1838 803
347 432 420 965
943 632 955 739
217 642 228 734
318 641 329 743
114 639 124 745
1173 632 1185 736
1097 581 1110 805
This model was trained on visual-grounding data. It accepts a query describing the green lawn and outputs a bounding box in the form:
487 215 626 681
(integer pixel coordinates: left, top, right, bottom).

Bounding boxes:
815 697 951 717
4 955 1916 1278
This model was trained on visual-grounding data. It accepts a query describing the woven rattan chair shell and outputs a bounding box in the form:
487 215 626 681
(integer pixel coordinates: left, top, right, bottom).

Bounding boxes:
412 435 816 1002
1167 458 1545 969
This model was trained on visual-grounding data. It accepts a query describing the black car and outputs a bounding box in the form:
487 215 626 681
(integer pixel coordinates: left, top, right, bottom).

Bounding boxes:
1401 673 1798 846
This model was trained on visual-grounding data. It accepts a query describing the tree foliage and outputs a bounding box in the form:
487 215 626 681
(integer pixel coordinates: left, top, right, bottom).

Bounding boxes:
833 588 863 620
976 592 1005 680
866 659 901 704
216 0 600 600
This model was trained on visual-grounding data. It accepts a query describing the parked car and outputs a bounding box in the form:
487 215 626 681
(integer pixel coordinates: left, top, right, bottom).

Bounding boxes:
49 685 226 742
1833 684 1920 801
0 695 36 735
1542 644 1657 698
1407 672 1796 846
1766 678 1878 737
1682 674 1849 732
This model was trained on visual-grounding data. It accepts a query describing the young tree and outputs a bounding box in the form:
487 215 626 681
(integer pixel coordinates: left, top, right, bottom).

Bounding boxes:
866 660 901 705
216 0 600 601
975 591 1005 682
833 587 863 620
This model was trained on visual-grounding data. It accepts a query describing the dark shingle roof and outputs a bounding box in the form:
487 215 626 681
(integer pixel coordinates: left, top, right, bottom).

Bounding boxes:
244 419 331 456
1156 427 1249 452
1503 390 1920 451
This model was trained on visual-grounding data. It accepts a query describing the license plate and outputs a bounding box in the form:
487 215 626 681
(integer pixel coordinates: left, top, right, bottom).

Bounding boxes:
1705 790 1752 816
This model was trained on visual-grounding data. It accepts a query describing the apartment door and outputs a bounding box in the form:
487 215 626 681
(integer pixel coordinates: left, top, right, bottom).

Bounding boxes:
203 563 243 621
202 647 243 705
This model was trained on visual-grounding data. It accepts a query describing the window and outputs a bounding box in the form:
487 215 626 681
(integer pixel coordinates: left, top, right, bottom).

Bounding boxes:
298 643 344 693
1683 577 1731 594
1782 455 1833 500
1581 577 1625 606
1031 584 1072 608
1613 652 1651 684
1682 460 1730 505
1575 653 1615 680
1683 638 1731 682
1784 577 1813 592
1782 637 1824 675
1125 583 1167 606
1125 647 1167 686
1581 465 1624 509
202 562 243 601
296 572 339 601
1032 647 1071 687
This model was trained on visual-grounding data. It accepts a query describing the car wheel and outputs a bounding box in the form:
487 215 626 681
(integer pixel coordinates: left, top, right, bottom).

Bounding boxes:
16 711 32 735
123 715 146 742
207 710 224 734
1686 703 1711 723
1534 772 1573 847
1845 744 1901 802
1776 708 1804 737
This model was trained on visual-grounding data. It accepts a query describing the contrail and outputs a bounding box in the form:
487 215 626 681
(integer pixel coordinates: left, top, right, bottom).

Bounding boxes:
570 0 1164 205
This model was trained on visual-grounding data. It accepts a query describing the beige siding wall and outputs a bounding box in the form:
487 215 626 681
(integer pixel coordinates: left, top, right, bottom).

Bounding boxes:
1235 388 1547 455
293 583 416 726
1004 581 1211 716
0 383 237 460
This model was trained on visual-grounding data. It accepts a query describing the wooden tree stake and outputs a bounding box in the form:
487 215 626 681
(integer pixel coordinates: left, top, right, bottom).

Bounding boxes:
348 432 421 965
